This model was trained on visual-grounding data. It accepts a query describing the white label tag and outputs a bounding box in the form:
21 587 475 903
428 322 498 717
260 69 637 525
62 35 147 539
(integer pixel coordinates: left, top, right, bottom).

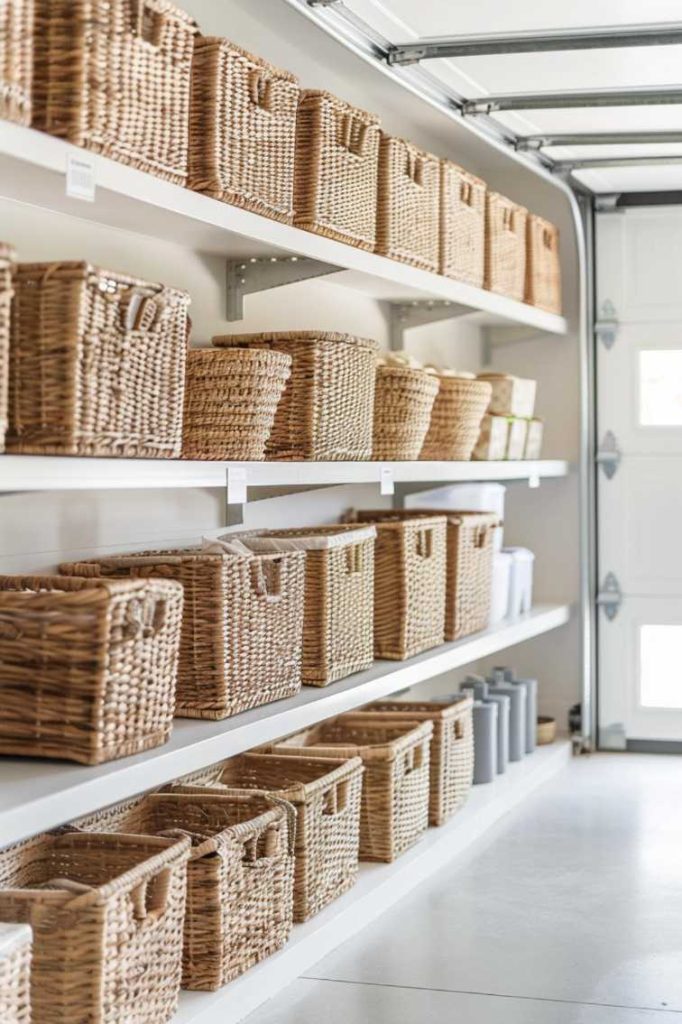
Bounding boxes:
380 466 395 496
227 466 247 505
66 153 96 202
528 473 540 490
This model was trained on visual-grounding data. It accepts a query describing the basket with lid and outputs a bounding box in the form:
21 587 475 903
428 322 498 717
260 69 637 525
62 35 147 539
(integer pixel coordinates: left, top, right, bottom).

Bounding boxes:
420 373 492 461
376 135 440 272
485 192 528 301
440 161 486 286
372 359 439 461
0 924 31 1024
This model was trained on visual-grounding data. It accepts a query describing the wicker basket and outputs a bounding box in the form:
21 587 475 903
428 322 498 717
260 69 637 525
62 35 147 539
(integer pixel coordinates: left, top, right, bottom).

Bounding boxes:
359 696 474 826
0 831 190 1024
76 790 294 991
420 375 492 461
373 364 439 461
0 244 15 454
60 547 305 720
189 37 299 222
183 348 292 461
537 715 557 745
274 716 432 862
238 525 375 686
0 924 31 1024
32 0 197 184
485 192 528 301
294 90 381 250
526 215 562 313
0 574 183 763
212 331 378 461
178 752 364 923
7 262 190 458
376 135 440 272
440 161 486 286
0 0 32 126
348 511 447 660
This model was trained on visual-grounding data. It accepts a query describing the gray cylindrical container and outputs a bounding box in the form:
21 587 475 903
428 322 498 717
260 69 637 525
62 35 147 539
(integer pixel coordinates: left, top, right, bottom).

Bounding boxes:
487 668 527 762
472 700 498 784
498 666 538 754
461 676 510 774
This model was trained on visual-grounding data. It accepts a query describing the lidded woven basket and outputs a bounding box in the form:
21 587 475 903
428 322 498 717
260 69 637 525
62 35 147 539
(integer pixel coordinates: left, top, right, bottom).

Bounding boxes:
0 924 31 1024
526 214 562 313
0 243 15 454
440 161 486 286
372 362 439 461
420 374 492 461
376 135 440 272
0 0 32 126
485 191 528 301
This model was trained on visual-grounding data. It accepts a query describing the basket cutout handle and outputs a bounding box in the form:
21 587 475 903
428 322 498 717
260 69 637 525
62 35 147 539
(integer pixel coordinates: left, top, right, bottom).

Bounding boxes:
249 558 283 603
415 527 434 559
405 149 424 187
121 288 168 333
345 544 363 575
132 1 164 47
322 779 350 816
460 179 474 206
337 113 369 156
119 596 168 642
475 524 493 549
403 744 424 775
248 69 273 110
542 227 555 250
131 868 171 925
453 717 465 740
243 824 282 865
502 206 515 232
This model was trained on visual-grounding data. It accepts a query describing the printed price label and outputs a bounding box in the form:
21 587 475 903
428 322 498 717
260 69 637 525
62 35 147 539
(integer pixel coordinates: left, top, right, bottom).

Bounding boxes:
380 466 395 496
66 153 96 202
528 474 540 490
227 466 247 504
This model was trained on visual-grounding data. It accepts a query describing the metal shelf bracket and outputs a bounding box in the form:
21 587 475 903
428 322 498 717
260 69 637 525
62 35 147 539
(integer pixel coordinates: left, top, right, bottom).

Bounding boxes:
226 255 341 320
388 299 471 350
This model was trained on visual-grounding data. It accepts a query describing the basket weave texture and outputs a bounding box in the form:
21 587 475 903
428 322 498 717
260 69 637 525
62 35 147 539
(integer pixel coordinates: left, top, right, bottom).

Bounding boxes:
376 135 440 272
77 790 294 991
0 831 190 1024
212 332 378 461
182 348 292 461
274 716 432 862
526 214 562 313
0 243 15 454
0 0 32 126
32 0 197 184
0 574 183 763
440 161 486 286
0 925 31 1024
59 548 305 720
485 192 528 301
373 364 439 461
294 90 381 250
189 37 299 222
7 262 190 458
420 376 492 461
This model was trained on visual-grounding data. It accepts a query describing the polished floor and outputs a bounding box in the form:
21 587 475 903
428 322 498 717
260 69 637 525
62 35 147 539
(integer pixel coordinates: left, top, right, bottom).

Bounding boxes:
247 754 682 1023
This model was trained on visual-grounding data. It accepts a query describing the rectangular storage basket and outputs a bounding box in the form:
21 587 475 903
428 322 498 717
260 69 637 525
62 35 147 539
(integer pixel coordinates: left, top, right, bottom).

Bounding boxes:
440 161 486 286
376 135 440 272
189 37 299 222
0 0 32 126
237 526 375 686
0 244 15 454
212 332 378 461
359 696 474 826
0 831 190 1024
0 924 31 1024
0 574 183 763
526 214 562 313
32 0 197 184
274 716 432 862
485 192 528 301
77 790 294 991
8 262 190 458
60 547 305 720
294 90 381 250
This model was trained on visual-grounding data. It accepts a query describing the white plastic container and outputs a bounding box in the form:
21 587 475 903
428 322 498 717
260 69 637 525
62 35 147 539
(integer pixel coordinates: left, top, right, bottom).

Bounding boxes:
505 546 535 618
489 550 512 624
407 482 506 551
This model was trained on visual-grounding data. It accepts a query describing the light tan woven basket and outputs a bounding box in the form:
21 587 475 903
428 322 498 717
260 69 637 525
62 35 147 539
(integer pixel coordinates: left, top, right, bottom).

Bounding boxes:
212 331 378 461
0 244 15 454
0 831 191 1024
183 348 292 461
526 214 562 313
32 0 197 184
372 364 439 461
294 90 381 250
77 790 295 991
0 924 31 1024
376 135 440 272
485 191 528 301
189 37 299 222
0 574 183 763
420 376 492 461
0 0 32 126
274 716 432 862
7 261 190 458
359 696 474 826
440 161 486 286
60 547 305 720
238 525 375 686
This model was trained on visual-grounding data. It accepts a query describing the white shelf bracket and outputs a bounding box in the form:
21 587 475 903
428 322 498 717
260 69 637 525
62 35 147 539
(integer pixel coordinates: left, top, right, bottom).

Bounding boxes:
226 255 342 321
388 299 471 350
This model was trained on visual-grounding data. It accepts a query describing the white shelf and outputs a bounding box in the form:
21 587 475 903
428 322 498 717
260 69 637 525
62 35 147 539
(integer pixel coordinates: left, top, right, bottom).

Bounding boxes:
175 738 572 1024
0 456 570 492
0 122 567 334
0 604 570 847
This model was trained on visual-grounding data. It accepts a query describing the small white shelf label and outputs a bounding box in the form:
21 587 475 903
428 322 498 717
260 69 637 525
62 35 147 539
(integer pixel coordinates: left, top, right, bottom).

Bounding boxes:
66 153 96 202
227 466 247 505
528 473 540 489
380 466 395 496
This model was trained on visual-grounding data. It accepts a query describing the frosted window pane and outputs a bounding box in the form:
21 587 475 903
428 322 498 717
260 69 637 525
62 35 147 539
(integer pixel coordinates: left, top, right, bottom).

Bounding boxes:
640 625 682 708
639 350 682 426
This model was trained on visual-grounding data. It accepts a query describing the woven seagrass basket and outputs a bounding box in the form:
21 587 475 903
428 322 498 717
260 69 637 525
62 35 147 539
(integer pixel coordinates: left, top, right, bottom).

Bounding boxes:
182 348 292 461
294 90 381 250
32 0 197 184
0 831 191 1024
7 262 190 458
77 790 295 991
485 192 528 301
0 924 31 1024
0 244 15 454
212 331 378 461
60 547 305 720
372 364 439 461
420 376 492 461
376 135 440 272
0 574 183 763
274 716 432 862
189 37 299 222
440 161 486 286
526 214 562 313
0 0 32 126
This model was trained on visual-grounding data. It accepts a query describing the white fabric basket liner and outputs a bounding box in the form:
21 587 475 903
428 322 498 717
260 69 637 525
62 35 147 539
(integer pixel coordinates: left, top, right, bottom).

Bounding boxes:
0 923 31 957
221 525 377 553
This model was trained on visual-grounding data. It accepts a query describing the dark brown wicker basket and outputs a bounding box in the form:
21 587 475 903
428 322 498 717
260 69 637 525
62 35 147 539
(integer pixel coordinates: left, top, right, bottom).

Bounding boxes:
0 243 15 454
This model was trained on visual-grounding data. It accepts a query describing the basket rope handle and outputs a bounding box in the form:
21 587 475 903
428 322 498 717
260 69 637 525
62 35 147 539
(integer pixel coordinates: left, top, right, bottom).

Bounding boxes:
120 287 170 333
130 868 172 924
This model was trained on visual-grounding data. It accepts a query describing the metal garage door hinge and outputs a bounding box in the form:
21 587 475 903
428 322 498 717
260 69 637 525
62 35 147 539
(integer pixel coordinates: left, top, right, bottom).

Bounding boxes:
594 299 618 349
595 430 621 478
596 572 623 620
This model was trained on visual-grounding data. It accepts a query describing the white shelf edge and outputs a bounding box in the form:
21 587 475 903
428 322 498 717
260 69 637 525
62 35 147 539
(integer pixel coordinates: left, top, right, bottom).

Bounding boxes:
0 604 571 847
175 738 572 1024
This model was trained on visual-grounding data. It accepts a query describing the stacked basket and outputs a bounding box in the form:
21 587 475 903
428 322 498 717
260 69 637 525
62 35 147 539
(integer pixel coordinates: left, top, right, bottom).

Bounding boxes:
0 244 14 453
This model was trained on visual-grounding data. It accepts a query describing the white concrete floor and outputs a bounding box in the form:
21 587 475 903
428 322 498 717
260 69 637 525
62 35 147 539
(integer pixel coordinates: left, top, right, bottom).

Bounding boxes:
246 753 682 1023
